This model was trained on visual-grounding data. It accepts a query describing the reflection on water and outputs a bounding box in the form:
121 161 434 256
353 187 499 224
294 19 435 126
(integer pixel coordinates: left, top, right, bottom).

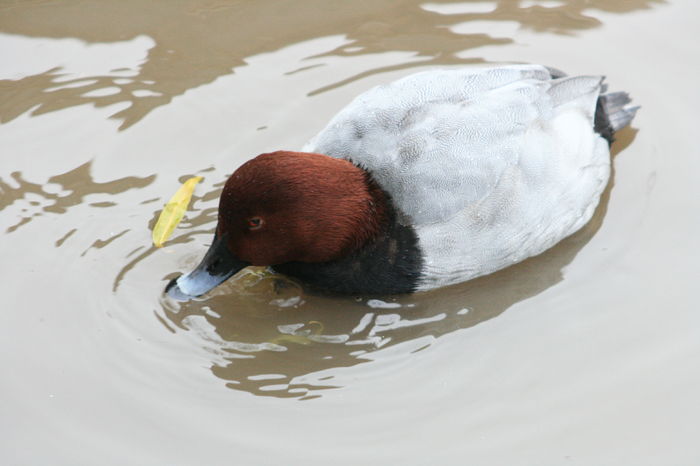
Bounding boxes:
150 130 636 399
159 208 597 400
0 161 154 233
0 0 662 128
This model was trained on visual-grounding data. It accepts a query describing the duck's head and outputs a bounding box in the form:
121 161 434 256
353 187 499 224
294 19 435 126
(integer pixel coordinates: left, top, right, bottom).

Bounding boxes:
166 151 387 300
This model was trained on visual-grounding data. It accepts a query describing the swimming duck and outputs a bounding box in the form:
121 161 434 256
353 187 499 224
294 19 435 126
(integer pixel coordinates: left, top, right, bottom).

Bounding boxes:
166 64 637 299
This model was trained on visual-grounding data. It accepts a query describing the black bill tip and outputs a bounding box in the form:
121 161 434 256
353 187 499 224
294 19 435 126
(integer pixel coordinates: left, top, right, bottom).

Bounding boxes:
163 232 248 301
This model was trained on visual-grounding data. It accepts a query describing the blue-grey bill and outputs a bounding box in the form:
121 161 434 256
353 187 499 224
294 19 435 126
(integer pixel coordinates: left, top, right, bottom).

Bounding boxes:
165 232 248 301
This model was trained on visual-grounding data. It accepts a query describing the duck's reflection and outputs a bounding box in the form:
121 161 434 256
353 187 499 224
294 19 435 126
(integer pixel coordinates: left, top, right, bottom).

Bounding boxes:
160 216 599 399
156 129 635 400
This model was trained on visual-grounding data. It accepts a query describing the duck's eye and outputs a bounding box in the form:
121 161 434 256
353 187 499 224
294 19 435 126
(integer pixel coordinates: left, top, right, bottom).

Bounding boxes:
247 217 263 230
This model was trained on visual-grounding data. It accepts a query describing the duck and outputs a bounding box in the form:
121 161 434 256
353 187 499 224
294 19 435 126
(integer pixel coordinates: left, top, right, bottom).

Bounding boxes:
166 64 637 300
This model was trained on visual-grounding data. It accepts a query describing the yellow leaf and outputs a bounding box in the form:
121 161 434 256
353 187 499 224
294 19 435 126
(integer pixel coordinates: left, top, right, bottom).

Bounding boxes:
269 321 325 347
308 321 324 335
152 176 203 247
270 334 313 346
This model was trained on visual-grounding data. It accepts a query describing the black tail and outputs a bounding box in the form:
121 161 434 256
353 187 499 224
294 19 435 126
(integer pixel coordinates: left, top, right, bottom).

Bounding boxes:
547 67 639 145
595 91 639 145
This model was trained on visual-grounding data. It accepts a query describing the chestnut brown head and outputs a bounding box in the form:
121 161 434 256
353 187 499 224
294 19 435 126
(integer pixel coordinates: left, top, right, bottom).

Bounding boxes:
166 151 387 300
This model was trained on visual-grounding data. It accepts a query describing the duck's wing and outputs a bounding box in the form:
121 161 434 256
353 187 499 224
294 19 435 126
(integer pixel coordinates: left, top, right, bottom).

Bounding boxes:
303 64 606 228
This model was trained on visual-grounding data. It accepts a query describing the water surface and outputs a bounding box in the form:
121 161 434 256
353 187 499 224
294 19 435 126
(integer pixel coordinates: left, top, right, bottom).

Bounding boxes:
1 0 698 464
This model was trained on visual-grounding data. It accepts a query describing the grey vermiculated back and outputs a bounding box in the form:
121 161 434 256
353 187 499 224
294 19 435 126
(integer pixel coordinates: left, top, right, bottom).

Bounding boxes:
302 65 635 289
304 65 556 226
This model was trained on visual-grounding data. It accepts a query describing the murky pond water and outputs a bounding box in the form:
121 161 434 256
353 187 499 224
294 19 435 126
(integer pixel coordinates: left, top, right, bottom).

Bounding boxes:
2 0 699 464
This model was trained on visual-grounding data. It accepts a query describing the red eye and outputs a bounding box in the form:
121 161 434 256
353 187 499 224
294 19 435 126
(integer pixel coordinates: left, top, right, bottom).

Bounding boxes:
247 217 263 230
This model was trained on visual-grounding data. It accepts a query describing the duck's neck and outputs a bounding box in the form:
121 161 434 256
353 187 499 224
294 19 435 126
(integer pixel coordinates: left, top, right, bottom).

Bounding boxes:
272 175 424 295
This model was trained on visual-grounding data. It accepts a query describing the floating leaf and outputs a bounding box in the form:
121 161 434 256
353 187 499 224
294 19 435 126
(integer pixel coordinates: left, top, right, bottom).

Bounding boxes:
270 334 314 346
152 176 202 247
308 320 324 334
269 321 325 346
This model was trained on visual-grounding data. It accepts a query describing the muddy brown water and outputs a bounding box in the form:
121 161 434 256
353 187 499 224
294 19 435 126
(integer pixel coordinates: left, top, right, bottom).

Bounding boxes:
1 0 698 464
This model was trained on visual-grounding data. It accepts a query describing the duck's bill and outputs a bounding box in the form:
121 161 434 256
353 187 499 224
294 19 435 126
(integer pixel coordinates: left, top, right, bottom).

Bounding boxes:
165 233 248 301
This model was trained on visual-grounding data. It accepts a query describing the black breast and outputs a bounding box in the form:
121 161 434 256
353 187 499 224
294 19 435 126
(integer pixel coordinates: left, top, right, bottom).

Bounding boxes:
272 211 424 295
